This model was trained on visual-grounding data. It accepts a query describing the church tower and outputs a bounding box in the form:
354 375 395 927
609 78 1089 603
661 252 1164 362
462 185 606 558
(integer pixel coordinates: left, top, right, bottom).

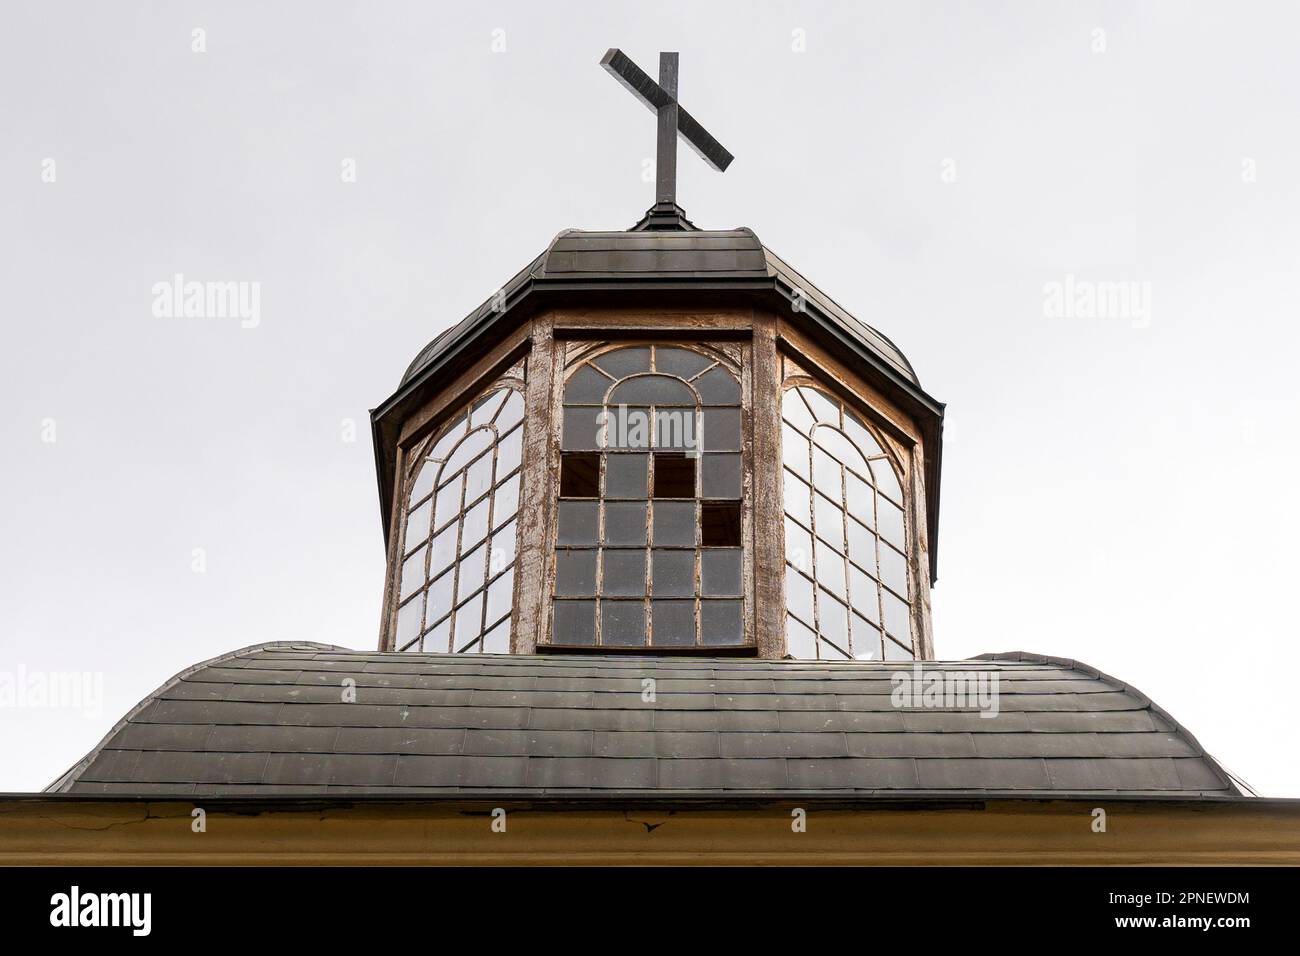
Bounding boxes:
371 49 944 661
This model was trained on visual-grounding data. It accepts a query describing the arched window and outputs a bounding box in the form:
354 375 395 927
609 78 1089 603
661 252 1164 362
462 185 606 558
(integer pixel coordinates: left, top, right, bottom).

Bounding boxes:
393 370 525 652
781 385 913 660
550 344 747 650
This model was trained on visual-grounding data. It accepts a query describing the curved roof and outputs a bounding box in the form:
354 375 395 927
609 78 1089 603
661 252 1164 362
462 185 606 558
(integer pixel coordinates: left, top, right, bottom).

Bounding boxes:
51 643 1240 798
400 227 920 389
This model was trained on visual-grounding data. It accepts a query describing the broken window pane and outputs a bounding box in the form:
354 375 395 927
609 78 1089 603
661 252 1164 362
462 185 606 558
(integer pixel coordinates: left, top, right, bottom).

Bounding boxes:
653 453 696 498
560 452 601 497
701 501 741 547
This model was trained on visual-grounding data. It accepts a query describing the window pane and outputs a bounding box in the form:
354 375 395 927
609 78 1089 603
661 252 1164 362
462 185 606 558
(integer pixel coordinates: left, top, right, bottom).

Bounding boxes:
701 548 742 596
605 453 648 497
400 547 427 600
783 469 812 528
783 389 816 433
496 391 524 431
702 407 741 451
561 407 602 450
405 498 432 548
785 614 817 659
811 445 842 497
851 614 881 660
593 346 650 379
557 500 599 545
434 474 462 529
884 634 914 661
444 428 494 476
813 493 844 548
424 615 450 654
785 567 815 624
601 600 646 646
694 366 740 404
427 569 455 625
653 501 696 546
879 542 908 595
470 390 507 428
814 427 868 470
604 501 648 546
395 594 423 649
782 424 811 479
481 618 510 654
701 502 741 547
882 589 910 641
460 497 489 552
849 565 878 624
559 452 600 497
845 473 874 526
847 519 876 574
555 549 598 596
651 549 695 597
496 424 522 477
489 520 516 575
651 600 696 646
653 453 696 498
455 592 483 647
609 374 695 406
485 567 514 627
701 600 743 645
429 414 467 461
815 539 846 598
430 523 456 576
409 459 436 504
565 365 614 404
820 635 851 660
843 410 884 458
655 347 713 379
799 387 839 425
701 453 741 499
783 518 813 576
818 590 849 643
878 499 905 548
602 550 646 596
872 457 904 503
492 474 519 527
553 600 596 645
457 543 487 599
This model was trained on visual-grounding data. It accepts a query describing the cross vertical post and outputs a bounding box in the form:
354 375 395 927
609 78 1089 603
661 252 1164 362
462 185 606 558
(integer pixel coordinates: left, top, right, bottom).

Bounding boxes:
655 52 679 207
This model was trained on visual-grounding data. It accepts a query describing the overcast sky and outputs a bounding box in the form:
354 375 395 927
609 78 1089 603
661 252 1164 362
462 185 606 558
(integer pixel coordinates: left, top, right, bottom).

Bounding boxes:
3 1 1297 796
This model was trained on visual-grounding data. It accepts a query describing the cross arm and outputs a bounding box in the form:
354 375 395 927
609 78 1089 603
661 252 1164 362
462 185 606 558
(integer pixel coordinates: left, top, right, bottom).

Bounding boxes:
600 48 734 172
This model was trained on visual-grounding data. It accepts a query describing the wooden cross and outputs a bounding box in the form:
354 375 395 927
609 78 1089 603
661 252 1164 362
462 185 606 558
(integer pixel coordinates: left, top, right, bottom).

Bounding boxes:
600 49 734 216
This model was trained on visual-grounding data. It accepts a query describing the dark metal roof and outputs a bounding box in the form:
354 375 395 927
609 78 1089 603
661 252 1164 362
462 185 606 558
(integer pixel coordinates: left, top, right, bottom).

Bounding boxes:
50 643 1239 798
399 227 920 389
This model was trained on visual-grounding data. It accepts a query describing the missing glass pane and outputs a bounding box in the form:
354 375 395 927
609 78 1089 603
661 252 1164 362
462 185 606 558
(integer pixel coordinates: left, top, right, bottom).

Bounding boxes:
653 453 696 498
560 452 600 497
701 501 741 547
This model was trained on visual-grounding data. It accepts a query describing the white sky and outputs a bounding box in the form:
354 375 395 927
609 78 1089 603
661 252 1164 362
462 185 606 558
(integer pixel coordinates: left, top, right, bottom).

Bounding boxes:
2 1 1297 795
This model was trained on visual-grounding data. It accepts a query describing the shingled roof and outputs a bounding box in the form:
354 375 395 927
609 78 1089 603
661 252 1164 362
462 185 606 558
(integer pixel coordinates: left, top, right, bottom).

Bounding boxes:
50 643 1239 798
